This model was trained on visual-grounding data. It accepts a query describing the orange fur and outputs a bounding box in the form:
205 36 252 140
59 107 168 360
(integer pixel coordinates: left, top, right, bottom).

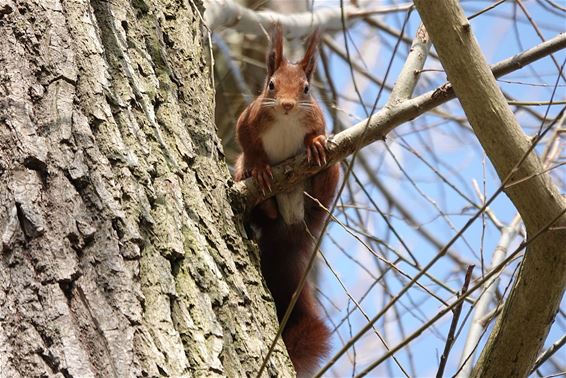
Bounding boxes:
234 24 339 375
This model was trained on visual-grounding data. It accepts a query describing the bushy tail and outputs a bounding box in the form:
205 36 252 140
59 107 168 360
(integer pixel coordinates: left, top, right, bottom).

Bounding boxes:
283 307 330 377
257 220 330 376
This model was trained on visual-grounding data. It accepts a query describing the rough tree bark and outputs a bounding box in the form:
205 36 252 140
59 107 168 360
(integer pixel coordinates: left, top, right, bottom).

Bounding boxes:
413 1 566 377
0 0 292 377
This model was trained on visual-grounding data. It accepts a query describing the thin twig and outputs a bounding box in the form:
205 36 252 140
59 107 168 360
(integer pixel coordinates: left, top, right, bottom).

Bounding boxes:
531 333 566 373
318 245 411 378
436 265 475 378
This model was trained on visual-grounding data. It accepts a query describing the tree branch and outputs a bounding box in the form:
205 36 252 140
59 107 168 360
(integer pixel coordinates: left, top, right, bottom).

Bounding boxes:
412 1 566 377
204 0 413 37
456 215 522 377
436 265 474 378
230 32 566 212
387 23 431 105
531 332 566 373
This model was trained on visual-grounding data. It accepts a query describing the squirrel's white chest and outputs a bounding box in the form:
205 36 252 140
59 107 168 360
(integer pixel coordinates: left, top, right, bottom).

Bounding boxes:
261 112 307 164
260 112 307 224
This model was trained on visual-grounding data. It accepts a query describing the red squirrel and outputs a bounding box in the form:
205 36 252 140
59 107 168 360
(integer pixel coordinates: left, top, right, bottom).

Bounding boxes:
234 24 339 376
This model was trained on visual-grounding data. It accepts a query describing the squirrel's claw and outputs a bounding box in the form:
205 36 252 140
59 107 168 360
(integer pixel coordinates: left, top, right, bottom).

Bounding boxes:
314 140 326 166
312 144 321 166
252 164 273 194
306 135 327 167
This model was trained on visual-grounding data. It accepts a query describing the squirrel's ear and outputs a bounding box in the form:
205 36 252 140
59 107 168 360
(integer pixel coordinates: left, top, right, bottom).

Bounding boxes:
267 22 284 76
300 29 320 80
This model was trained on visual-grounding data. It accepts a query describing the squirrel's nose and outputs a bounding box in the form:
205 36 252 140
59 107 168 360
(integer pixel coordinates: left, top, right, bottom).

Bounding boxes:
281 101 295 111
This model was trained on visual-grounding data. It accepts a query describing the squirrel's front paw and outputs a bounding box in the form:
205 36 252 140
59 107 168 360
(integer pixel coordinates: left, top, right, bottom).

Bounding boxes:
305 135 327 167
251 164 273 194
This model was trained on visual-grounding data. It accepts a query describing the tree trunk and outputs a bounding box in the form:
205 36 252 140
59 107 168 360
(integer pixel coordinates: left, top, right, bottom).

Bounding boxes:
0 0 292 376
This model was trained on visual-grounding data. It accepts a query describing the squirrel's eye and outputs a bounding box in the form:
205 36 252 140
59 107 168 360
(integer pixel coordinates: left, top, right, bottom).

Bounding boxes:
268 80 275 91
304 84 309 94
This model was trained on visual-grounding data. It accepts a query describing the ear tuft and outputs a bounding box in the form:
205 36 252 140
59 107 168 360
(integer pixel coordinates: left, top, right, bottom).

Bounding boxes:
300 29 320 80
267 22 285 76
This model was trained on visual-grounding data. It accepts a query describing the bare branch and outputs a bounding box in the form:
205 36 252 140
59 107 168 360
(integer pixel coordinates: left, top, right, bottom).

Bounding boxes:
516 0 566 82
531 333 566 373
356 153 473 268
204 0 412 37
436 265 474 378
230 32 566 211
347 207 565 377
413 2 566 377
456 215 522 378
387 24 431 105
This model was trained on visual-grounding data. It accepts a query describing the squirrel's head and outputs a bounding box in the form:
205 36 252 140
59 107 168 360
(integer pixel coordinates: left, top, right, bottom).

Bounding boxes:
263 23 320 115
